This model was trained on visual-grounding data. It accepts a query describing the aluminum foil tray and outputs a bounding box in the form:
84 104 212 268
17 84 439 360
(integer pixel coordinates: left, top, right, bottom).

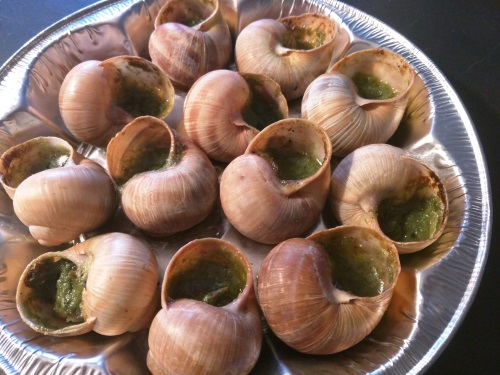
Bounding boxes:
0 0 491 374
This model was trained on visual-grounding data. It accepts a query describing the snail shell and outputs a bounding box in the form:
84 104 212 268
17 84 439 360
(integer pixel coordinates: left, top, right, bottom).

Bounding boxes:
147 238 262 375
257 225 401 354
329 144 449 253
59 55 175 147
220 118 332 244
235 13 339 101
16 232 159 337
106 116 218 237
183 69 289 163
301 48 415 157
149 0 233 89
0 137 117 246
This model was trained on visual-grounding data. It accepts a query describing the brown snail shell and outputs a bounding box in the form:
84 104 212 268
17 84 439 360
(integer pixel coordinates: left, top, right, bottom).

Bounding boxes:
106 116 218 237
0 136 117 246
301 48 415 157
257 225 401 354
183 69 289 163
147 238 262 375
149 0 233 89
59 55 175 147
329 143 449 253
235 13 339 101
220 118 332 244
16 232 159 337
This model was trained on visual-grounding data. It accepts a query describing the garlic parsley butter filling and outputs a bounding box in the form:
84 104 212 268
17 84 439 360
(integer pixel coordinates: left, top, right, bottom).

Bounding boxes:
167 249 247 307
261 148 322 181
24 258 87 325
352 73 398 100
378 187 445 242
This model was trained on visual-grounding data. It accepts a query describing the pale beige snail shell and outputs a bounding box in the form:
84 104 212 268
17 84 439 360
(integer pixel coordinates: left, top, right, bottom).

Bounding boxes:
220 118 332 244
301 48 416 157
16 232 159 337
106 116 218 237
183 69 289 163
329 143 449 253
257 225 401 354
59 55 175 147
147 238 262 375
149 0 232 89
0 136 117 247
235 13 340 101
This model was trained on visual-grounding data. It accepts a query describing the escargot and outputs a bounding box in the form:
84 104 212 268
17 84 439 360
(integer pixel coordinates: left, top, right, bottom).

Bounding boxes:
16 232 159 337
106 116 218 237
257 225 401 354
329 143 449 253
0 136 117 247
147 238 262 375
220 118 332 244
149 0 233 89
302 48 415 156
59 55 175 147
183 69 288 163
235 13 340 101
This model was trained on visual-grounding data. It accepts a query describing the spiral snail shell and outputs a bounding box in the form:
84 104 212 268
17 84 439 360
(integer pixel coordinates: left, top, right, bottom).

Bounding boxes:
183 69 288 163
0 137 117 246
106 116 218 237
329 144 449 253
257 225 401 354
147 238 262 375
16 232 159 337
235 13 340 101
149 0 233 89
220 118 332 244
59 55 175 147
301 48 415 156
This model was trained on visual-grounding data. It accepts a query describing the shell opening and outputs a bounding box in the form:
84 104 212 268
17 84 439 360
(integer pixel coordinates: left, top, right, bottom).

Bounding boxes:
166 247 247 307
241 74 287 130
314 228 398 297
109 119 175 185
22 257 87 329
1 138 70 188
259 145 322 181
333 49 414 96
281 26 328 50
110 58 173 119
254 124 327 182
352 73 398 100
118 141 170 184
156 0 216 27
280 14 335 51
377 182 445 242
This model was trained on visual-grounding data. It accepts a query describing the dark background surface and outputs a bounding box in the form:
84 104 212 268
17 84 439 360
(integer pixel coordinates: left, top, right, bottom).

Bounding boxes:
0 0 498 374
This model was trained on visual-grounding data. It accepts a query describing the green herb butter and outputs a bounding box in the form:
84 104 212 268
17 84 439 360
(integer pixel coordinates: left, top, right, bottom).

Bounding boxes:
261 148 322 181
115 78 166 118
25 258 86 324
352 73 397 100
54 260 86 323
167 253 246 307
241 75 285 130
378 193 444 242
283 26 328 50
317 234 396 297
8 142 70 188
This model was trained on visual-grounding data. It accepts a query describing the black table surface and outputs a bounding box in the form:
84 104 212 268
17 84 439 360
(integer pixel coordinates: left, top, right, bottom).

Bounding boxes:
0 1 498 374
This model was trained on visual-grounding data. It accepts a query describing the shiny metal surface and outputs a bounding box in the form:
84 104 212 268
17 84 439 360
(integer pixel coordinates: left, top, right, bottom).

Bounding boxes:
0 0 491 374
